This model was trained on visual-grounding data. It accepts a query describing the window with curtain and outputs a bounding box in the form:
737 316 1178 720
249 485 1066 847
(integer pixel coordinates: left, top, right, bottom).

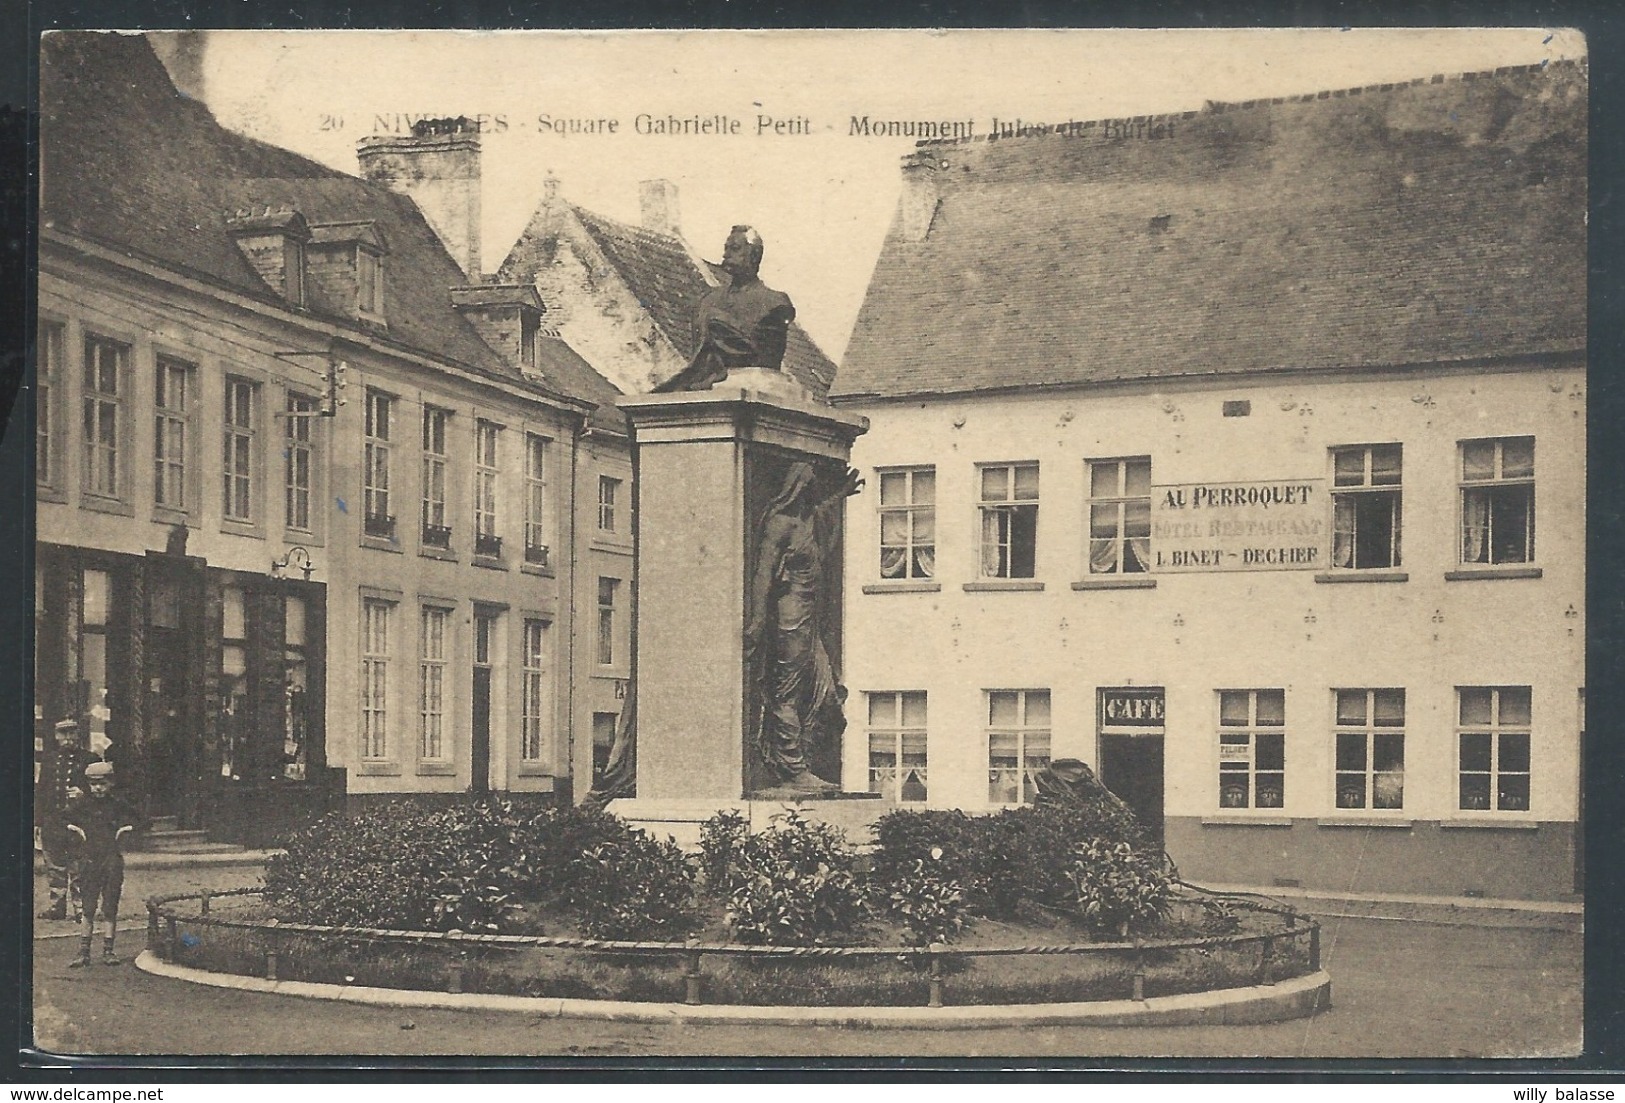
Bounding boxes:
363 391 394 538
419 605 448 761
987 689 1050 804
877 467 935 580
1459 438 1534 565
1087 457 1151 574
1331 444 1402 569
978 463 1039 579
154 356 192 511
867 691 927 802
421 406 451 548
82 335 127 499
222 378 257 523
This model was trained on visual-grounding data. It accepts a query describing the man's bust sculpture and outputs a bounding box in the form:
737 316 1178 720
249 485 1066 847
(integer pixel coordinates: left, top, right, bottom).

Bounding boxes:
657 225 795 393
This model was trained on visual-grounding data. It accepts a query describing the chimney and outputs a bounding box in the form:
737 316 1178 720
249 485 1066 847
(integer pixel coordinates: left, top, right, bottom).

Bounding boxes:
356 118 482 280
639 179 681 237
898 150 941 243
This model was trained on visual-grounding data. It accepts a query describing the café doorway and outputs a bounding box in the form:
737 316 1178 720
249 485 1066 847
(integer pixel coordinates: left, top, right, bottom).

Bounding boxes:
1098 687 1165 849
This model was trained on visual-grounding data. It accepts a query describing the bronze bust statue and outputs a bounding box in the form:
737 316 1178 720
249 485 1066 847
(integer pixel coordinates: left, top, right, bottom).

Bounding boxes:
657 226 796 392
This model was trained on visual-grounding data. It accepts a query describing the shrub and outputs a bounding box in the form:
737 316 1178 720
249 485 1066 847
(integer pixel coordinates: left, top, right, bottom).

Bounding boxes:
566 833 700 941
1066 838 1173 935
722 810 867 946
881 855 969 948
263 798 642 934
698 808 750 893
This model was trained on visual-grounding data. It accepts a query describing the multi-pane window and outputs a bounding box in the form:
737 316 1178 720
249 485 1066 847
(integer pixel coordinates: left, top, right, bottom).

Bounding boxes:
1218 689 1285 809
361 598 392 759
1460 438 1535 565
597 577 619 666
987 689 1050 804
978 463 1039 578
475 420 501 557
878 467 935 580
82 335 127 498
363 390 394 538
1331 444 1402 569
521 619 549 762
419 606 448 761
1334 689 1405 810
524 434 549 566
1087 457 1151 574
153 356 192 511
868 691 927 802
222 378 257 522
285 393 317 533
598 475 621 533
37 322 63 488
421 406 451 548
1458 687 1532 812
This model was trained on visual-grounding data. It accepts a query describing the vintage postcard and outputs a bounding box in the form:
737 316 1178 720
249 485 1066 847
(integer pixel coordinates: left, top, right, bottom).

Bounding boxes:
30 27 1586 1062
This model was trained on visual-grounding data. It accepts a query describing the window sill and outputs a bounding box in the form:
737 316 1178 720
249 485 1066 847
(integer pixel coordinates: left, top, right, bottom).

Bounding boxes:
283 530 325 549
1439 817 1540 830
1316 817 1414 829
520 562 556 579
1444 566 1542 581
360 535 403 554
220 519 265 541
37 486 68 505
1201 815 1294 827
79 494 135 518
472 555 508 571
591 536 633 554
516 762 553 778
1314 570 1409 584
415 761 457 777
418 545 459 563
152 506 191 528
355 761 402 777
862 581 942 594
963 580 1045 593
1071 576 1156 591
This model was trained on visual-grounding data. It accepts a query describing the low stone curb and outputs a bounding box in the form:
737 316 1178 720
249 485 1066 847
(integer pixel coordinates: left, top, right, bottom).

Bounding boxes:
133 950 1331 1029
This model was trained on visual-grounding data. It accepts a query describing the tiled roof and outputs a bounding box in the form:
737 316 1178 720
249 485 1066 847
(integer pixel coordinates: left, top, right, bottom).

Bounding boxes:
833 61 1586 400
40 31 602 414
504 200 839 396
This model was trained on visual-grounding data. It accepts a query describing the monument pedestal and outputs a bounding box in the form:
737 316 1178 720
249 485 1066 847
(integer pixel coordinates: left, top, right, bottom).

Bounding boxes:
612 368 868 822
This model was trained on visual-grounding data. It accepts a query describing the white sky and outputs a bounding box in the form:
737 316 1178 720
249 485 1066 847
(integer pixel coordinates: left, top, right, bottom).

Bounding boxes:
163 28 1585 360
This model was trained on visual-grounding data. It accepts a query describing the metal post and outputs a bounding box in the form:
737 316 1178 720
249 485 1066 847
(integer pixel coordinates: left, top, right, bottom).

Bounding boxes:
684 940 703 1006
147 906 160 955
1132 938 1146 1002
166 915 178 963
265 931 279 982
1310 924 1321 972
927 943 945 1008
1259 938 1275 986
448 948 465 995
200 891 211 917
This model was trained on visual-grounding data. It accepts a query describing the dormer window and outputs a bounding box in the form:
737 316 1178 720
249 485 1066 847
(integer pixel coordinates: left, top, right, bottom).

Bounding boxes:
226 206 311 307
307 221 388 324
451 284 548 375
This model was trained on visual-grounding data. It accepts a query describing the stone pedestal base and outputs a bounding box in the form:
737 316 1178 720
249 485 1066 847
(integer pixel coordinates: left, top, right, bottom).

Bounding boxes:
609 796 895 850
617 370 868 803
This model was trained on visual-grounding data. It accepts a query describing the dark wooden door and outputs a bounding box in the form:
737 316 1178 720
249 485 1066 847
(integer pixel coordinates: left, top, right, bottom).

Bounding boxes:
1100 734 1165 848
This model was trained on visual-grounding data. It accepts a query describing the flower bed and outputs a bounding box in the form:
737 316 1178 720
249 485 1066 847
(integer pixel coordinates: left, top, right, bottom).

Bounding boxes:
145 799 1320 1008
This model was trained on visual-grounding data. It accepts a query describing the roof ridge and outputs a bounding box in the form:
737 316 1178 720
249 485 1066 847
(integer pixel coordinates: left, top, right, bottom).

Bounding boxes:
913 55 1586 150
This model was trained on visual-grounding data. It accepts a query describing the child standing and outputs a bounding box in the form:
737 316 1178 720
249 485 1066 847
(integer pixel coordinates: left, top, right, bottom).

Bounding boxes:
64 760 136 967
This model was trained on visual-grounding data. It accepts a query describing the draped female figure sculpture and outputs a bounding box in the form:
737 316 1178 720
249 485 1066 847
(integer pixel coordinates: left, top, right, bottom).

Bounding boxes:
746 462 864 794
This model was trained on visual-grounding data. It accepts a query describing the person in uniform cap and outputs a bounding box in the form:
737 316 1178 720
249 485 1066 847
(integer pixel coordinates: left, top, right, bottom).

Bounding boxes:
35 717 89 920
64 759 136 967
